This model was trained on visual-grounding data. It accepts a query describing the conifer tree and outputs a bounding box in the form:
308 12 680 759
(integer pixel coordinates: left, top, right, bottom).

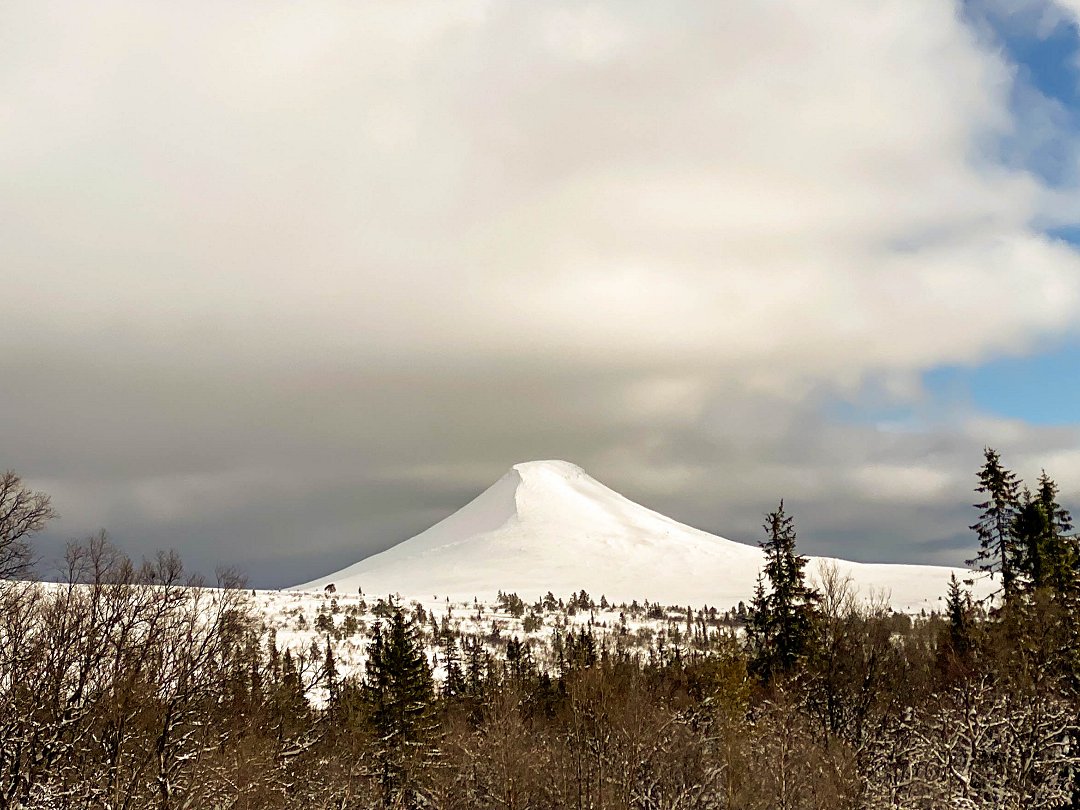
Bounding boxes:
745 574 773 678
364 605 436 804
748 500 818 681
968 447 1021 600
462 636 489 699
505 636 536 682
274 647 309 731
1008 473 1080 684
1035 471 1078 600
564 626 597 670
1013 488 1051 592
1013 474 1079 601
249 648 263 707
267 628 280 681
323 636 339 704
440 630 465 699
945 573 973 661
282 648 299 693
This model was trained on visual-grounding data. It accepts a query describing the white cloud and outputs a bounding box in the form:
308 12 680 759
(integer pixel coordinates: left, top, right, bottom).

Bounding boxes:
849 464 958 503
2 0 1076 378
1049 1 1080 26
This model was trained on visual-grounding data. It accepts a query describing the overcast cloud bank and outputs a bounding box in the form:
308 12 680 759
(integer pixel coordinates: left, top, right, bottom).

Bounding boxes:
3 1 1080 585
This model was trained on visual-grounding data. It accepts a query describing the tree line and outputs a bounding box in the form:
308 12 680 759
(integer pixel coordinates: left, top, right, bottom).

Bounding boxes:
1 455 1079 809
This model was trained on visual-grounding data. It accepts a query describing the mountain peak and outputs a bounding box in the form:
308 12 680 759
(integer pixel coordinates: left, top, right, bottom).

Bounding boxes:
294 461 989 612
296 459 763 602
511 459 586 478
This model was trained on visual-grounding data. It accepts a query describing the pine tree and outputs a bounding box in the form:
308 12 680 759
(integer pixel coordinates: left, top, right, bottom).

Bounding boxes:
364 605 436 804
968 447 1021 600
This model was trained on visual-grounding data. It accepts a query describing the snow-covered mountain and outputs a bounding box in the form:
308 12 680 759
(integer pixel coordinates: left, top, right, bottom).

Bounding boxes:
294 460 990 612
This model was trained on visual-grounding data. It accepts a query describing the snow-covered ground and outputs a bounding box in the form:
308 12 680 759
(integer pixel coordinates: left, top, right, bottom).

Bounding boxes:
260 570 962 708
258 587 699 705
267 459 995 702
296 460 993 613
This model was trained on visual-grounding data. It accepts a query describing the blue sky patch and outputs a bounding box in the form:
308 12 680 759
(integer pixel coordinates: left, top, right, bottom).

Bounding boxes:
962 1 1080 106
924 342 1080 425
965 1 1080 187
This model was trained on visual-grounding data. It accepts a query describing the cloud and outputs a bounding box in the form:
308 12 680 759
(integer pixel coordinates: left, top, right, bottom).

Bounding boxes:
3 1 1080 584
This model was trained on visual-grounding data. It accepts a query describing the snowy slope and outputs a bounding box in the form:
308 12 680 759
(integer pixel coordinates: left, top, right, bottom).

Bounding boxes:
295 460 991 612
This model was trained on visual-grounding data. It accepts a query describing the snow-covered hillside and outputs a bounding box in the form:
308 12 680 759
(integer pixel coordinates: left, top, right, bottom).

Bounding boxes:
295 460 992 613
257 588 706 705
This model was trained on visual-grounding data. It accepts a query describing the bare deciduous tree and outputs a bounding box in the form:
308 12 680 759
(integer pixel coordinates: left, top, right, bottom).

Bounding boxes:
0 470 56 579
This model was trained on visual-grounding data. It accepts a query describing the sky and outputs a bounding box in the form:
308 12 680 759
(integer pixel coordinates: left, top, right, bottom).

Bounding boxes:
4 0 1080 587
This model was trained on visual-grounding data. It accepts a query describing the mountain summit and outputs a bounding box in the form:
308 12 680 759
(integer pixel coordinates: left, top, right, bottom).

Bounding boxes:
295 460 984 611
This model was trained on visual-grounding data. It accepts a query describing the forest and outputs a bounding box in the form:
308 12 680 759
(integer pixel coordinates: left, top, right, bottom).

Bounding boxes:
0 450 1078 809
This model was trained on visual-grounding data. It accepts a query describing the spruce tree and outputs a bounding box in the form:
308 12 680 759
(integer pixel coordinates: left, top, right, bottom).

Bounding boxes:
274 647 309 731
1035 471 1078 600
282 648 299 695
749 500 818 681
1014 474 1079 601
504 636 536 682
1013 488 1051 592
968 447 1021 600
440 630 465 699
944 573 973 660
364 605 435 804
745 573 773 678
1007 474 1080 688
323 636 339 704
462 636 489 699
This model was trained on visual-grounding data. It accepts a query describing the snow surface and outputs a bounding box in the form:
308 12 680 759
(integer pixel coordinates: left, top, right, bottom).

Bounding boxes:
294 460 993 613
255 588 737 707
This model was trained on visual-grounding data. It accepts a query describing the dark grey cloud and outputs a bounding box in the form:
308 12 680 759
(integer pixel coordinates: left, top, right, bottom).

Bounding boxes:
14 347 1080 586
5 1 1080 586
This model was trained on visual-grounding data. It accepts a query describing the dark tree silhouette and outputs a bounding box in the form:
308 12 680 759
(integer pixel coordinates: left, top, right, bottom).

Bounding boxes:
364 604 435 805
0 470 56 579
748 500 818 682
968 447 1021 600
